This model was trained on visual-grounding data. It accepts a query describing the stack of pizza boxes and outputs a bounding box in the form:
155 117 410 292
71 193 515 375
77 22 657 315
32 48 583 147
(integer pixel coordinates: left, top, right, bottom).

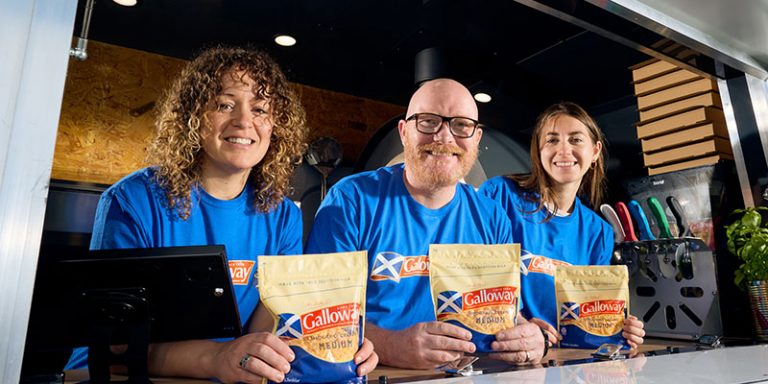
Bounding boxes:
631 58 732 176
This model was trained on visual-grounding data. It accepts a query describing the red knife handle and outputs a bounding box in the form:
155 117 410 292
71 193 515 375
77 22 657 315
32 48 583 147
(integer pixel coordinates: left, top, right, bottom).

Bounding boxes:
615 201 638 242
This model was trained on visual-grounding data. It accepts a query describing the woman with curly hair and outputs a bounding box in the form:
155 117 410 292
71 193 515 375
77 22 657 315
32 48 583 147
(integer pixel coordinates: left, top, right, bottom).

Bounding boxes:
479 101 645 350
66 46 377 382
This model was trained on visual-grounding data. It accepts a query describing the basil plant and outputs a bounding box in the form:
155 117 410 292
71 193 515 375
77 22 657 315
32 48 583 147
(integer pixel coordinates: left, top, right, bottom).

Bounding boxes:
726 207 768 289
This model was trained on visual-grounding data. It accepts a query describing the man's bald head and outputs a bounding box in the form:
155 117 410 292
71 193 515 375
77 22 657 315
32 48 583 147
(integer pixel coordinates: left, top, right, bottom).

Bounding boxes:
406 78 478 120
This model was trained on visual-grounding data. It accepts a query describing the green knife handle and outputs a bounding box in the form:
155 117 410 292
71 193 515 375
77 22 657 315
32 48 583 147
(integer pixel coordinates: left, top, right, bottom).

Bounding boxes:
647 196 672 238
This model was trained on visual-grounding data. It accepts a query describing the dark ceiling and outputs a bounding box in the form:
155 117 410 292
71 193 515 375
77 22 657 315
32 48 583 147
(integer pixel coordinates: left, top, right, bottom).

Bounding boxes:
74 0 650 134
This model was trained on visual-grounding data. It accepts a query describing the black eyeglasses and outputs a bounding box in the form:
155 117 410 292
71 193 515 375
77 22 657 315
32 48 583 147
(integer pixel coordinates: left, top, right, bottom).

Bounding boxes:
405 113 480 138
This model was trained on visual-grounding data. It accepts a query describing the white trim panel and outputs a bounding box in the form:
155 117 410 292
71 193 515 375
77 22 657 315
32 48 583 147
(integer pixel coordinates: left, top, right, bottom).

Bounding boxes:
0 0 78 382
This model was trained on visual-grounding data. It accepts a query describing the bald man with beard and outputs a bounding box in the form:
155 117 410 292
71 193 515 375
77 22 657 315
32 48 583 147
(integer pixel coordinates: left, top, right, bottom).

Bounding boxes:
305 79 547 369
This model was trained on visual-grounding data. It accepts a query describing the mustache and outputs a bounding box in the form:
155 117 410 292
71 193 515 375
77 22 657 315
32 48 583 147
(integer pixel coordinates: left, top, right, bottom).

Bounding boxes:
417 143 466 156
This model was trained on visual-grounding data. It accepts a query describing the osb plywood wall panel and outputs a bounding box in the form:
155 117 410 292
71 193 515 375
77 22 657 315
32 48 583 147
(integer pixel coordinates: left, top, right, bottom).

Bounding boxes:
53 41 186 184
298 85 404 163
53 40 404 185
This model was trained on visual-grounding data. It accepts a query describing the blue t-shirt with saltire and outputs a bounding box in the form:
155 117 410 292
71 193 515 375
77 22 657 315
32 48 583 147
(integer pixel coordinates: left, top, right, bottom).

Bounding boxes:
305 163 513 332
478 176 613 331
66 167 302 369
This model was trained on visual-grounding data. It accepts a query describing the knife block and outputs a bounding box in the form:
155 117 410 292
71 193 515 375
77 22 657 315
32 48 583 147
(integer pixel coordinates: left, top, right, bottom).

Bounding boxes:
616 237 723 339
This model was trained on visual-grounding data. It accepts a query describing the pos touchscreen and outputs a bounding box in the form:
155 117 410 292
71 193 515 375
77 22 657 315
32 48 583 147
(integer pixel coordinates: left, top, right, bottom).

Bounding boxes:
23 245 242 383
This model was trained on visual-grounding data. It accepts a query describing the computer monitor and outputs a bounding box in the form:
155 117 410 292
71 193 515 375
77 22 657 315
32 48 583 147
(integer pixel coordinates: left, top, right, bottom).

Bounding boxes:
22 245 242 384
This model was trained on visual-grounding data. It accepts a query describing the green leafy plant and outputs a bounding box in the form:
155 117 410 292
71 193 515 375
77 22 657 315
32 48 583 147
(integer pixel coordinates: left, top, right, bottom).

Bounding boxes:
726 206 768 288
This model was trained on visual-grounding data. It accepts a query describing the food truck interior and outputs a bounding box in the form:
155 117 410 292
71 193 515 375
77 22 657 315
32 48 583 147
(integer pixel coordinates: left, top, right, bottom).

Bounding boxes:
3 0 768 383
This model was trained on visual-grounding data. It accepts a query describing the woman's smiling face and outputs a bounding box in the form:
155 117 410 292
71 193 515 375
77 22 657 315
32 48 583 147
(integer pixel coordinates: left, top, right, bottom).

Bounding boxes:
200 70 274 177
539 114 601 189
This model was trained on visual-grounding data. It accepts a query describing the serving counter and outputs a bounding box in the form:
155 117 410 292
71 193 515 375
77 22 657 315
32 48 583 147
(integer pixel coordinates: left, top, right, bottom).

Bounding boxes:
382 344 768 384
65 340 768 384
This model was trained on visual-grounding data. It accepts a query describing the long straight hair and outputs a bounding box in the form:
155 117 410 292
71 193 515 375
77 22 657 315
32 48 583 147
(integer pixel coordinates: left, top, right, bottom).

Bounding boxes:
509 101 607 219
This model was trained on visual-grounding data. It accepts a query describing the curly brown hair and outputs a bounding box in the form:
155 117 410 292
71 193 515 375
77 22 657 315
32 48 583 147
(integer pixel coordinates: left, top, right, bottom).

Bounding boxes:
148 46 307 219
509 101 607 220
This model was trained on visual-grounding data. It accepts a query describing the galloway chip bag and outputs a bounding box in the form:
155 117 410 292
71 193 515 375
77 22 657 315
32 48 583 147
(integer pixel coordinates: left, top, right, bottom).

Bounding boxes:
555 265 629 349
429 243 520 352
258 251 367 384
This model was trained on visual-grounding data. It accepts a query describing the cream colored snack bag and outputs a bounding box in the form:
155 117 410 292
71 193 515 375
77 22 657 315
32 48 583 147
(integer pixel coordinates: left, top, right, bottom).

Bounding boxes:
258 251 367 384
429 243 520 352
555 265 629 349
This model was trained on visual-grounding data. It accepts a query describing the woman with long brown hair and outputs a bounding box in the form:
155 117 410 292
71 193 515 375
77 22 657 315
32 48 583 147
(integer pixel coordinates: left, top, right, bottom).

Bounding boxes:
479 101 645 350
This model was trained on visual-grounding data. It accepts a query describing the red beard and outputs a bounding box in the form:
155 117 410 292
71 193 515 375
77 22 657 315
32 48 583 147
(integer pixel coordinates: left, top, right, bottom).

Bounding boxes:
403 139 477 189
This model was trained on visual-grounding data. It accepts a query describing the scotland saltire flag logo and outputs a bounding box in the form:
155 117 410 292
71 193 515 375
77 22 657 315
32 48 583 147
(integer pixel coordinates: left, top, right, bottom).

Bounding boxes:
370 251 405 282
520 249 535 276
276 313 302 339
560 302 580 321
436 290 462 315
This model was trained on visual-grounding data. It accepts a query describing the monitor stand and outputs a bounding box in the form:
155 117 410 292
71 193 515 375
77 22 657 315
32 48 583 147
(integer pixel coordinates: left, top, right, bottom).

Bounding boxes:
83 288 152 384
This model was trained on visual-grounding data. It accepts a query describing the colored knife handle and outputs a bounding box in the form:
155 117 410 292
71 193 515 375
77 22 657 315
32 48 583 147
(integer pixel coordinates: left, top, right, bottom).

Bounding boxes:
615 202 638 242
667 196 691 237
628 199 656 241
600 204 625 243
647 196 673 239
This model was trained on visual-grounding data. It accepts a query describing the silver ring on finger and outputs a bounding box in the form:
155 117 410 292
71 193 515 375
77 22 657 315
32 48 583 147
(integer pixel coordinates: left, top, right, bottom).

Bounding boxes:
239 353 252 369
524 350 530 362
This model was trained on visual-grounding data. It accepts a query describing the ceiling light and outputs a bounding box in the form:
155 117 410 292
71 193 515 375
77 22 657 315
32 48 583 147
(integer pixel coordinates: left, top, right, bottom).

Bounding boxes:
274 34 297 47
112 0 138 6
474 92 492 103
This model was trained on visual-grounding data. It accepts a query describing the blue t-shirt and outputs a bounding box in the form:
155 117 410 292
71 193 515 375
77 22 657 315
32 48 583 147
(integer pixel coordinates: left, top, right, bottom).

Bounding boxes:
305 164 513 330
478 176 612 328
67 167 302 369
